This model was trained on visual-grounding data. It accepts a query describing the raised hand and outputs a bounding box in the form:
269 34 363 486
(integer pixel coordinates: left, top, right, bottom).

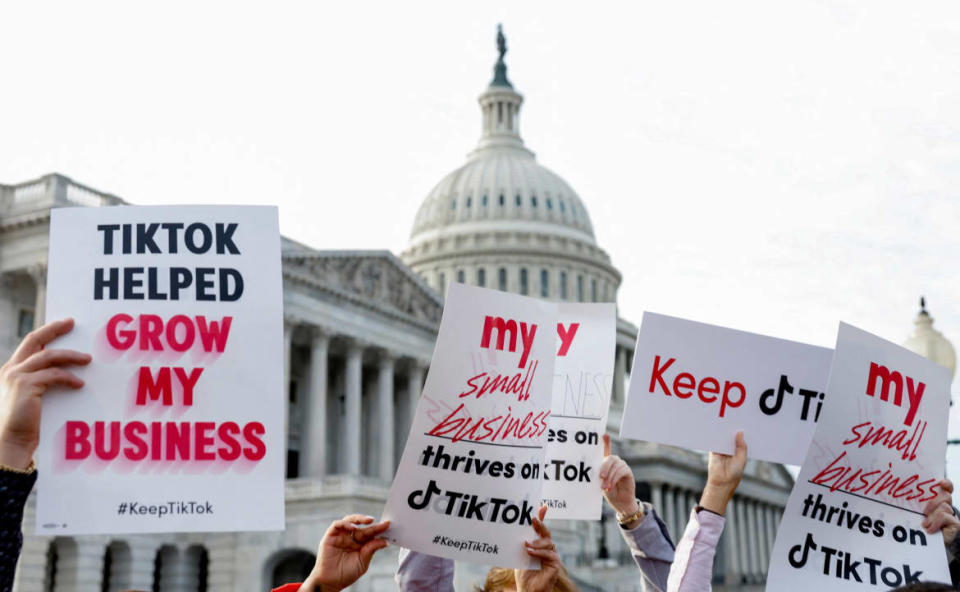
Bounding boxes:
301 515 390 592
922 478 960 547
598 433 642 524
515 505 562 592
0 318 90 470
700 431 748 515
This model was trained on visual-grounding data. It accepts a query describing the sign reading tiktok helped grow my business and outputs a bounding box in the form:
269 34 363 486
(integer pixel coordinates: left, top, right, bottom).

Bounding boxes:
383 283 557 568
38 206 284 535
541 303 615 520
767 323 951 590
620 312 833 464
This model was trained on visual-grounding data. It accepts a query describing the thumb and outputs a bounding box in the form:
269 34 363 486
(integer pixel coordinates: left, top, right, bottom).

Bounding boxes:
602 433 611 457
734 431 747 460
359 538 388 567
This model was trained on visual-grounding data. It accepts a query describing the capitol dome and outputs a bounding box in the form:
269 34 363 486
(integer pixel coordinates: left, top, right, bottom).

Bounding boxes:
902 297 957 379
402 26 620 303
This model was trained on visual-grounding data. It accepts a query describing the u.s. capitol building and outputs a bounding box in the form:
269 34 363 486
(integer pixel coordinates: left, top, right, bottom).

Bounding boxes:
1 30 796 592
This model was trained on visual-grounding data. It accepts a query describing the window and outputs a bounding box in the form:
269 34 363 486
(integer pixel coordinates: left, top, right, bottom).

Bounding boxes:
560 272 568 300
559 200 566 213
457 270 465 283
451 199 456 210
515 195 522 206
540 269 549 297
591 278 598 302
482 194 488 206
466 197 472 208
477 268 486 287
546 198 553 210
17 309 34 338
499 194 505 206
498 268 507 291
520 269 528 295
531 196 538 208
438 272 446 294
577 276 584 302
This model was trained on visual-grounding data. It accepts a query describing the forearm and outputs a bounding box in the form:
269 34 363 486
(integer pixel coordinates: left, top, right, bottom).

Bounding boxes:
666 509 724 592
395 548 455 592
619 502 675 591
0 467 37 592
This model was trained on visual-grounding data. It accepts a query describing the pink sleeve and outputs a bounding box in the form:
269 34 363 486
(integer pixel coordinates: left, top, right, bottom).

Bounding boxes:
667 508 725 592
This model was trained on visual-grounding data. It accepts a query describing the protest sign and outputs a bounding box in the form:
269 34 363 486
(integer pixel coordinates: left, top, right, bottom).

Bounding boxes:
541 303 616 520
383 282 557 568
37 206 285 535
767 323 951 590
620 312 833 464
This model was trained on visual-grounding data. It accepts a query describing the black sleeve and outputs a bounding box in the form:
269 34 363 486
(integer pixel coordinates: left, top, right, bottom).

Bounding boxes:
0 469 37 592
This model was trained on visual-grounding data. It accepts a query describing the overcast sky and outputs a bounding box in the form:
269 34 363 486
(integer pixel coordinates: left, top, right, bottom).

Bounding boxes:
3 1 959 469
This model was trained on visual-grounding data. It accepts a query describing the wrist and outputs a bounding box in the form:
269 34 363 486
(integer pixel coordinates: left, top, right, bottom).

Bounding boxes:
0 440 34 471
699 487 732 516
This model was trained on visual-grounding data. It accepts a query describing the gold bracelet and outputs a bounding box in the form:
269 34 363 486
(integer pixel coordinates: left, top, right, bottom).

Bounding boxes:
0 460 36 475
616 501 644 526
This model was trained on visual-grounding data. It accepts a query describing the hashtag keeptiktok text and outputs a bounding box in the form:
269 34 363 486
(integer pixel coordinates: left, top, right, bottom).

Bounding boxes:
117 501 214 518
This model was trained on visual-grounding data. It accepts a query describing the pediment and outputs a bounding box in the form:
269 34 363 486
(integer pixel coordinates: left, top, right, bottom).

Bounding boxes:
281 240 442 330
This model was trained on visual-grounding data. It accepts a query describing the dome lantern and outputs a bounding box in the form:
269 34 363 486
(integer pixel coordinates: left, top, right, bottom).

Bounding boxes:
473 24 529 157
902 296 956 380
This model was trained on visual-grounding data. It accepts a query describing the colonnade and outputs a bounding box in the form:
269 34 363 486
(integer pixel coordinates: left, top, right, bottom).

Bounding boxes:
649 483 783 584
283 320 427 481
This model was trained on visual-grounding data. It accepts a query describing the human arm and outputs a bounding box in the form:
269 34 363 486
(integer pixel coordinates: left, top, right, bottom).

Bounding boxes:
395 548 455 592
599 434 674 591
921 478 960 587
0 318 90 591
667 431 747 592
514 505 565 592
298 515 390 592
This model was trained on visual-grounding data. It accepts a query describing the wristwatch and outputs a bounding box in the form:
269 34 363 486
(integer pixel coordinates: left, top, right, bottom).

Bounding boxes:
616 500 644 526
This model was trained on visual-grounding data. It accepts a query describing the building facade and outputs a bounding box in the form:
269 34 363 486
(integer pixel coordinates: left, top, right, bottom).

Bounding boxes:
1 31 795 592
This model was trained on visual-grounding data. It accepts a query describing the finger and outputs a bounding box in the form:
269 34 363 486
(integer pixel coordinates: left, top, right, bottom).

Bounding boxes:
598 456 618 484
603 433 611 457
538 505 548 522
608 463 631 492
941 479 954 494
11 319 74 364
922 495 951 518
18 349 92 373
26 368 84 390
734 431 747 459
359 537 389 565
532 518 551 540
924 510 953 534
354 521 391 541
525 537 555 550
524 548 560 563
340 514 376 526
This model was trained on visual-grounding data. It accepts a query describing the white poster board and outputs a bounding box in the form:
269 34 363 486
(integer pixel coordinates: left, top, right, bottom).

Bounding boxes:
383 283 557 568
541 303 616 520
767 323 951 590
37 206 285 535
620 312 833 464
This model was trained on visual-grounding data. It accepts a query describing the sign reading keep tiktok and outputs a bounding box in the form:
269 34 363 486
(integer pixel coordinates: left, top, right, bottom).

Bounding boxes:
37 206 285 535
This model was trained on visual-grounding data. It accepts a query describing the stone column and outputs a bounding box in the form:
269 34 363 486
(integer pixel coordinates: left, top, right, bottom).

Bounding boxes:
768 506 779 554
55 538 105 591
746 500 759 579
304 328 330 479
28 263 47 329
282 320 295 439
676 489 689 538
408 361 425 426
663 487 676 541
613 346 626 405
125 538 157 592
754 502 768 571
723 494 740 584
345 339 364 475
735 498 750 579
377 351 396 481
650 482 664 517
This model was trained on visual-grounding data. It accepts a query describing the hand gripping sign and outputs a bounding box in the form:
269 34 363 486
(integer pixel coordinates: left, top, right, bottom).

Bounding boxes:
540 303 616 520
766 323 951 590
382 283 557 568
37 206 284 535
620 312 834 465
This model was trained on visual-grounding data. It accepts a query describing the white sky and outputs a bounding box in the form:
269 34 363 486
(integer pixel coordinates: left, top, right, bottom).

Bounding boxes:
3 1 960 471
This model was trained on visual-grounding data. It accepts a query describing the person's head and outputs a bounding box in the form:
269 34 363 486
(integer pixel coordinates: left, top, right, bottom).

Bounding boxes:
476 566 577 592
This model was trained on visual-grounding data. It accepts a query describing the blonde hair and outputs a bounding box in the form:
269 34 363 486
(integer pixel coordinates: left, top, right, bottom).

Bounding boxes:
476 566 578 592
